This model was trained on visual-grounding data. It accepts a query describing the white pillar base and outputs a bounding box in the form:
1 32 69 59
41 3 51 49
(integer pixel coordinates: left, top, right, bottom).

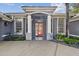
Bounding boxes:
47 33 53 40
26 33 32 40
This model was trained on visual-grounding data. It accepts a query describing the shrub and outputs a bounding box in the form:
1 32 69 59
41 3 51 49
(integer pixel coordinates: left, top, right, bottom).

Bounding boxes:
69 36 79 44
63 38 76 44
56 34 65 41
4 35 25 41
56 34 79 45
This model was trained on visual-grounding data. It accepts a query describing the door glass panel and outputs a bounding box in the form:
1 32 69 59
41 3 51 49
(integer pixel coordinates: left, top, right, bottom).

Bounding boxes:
35 23 39 36
35 22 44 37
39 23 43 36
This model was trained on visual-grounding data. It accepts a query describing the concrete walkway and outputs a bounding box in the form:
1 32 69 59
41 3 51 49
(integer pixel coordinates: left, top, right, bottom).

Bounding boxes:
0 41 79 56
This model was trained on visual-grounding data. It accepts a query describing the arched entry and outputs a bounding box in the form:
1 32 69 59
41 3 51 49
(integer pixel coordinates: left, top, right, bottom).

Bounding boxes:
31 13 48 40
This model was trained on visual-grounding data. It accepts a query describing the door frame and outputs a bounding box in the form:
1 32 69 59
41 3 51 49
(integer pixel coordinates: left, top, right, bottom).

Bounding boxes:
32 19 47 40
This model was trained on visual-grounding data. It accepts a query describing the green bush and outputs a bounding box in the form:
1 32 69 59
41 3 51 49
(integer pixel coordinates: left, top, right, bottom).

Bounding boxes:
56 34 79 45
63 38 76 44
4 35 25 41
69 36 79 44
56 34 65 41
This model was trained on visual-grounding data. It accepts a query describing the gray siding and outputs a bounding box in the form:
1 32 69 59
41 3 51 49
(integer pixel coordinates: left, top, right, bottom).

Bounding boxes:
10 21 14 34
0 20 13 40
0 20 4 40
69 20 79 35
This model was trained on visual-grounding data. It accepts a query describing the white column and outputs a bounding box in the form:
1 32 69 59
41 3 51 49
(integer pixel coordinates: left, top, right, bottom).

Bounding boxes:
47 14 53 40
47 14 51 33
26 14 32 40
28 14 31 33
14 17 16 34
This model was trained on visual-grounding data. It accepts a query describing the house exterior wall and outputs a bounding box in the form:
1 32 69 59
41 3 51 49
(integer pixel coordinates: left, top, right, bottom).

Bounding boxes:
10 21 14 34
0 20 12 40
4 22 11 34
0 20 4 40
69 20 79 35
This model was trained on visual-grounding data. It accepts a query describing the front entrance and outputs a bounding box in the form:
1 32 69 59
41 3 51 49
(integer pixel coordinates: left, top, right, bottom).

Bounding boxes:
32 19 46 40
25 12 53 40
35 22 44 40
31 13 47 40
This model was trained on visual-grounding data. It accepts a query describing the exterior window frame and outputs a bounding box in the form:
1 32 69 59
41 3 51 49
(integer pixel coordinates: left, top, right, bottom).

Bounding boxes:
57 17 65 34
52 17 57 33
14 18 23 35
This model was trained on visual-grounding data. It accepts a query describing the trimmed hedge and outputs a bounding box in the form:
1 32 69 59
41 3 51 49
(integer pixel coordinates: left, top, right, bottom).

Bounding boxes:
56 34 79 45
3 35 25 41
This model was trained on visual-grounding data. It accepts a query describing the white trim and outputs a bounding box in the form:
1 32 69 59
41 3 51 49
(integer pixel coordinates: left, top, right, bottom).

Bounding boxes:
29 11 49 15
47 14 51 33
27 14 32 33
14 17 16 34
14 18 23 35
69 18 79 22
57 17 65 34
22 18 23 34
69 13 79 22
69 34 79 37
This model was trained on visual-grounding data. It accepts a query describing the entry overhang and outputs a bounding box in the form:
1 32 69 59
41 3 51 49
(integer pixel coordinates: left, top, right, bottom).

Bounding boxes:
21 6 57 14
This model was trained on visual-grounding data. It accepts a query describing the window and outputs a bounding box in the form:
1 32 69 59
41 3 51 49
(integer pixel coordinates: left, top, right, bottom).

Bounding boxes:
15 19 23 34
58 18 64 33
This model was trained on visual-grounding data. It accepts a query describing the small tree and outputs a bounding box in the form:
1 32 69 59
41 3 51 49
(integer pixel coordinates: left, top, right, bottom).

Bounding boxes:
70 3 79 14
